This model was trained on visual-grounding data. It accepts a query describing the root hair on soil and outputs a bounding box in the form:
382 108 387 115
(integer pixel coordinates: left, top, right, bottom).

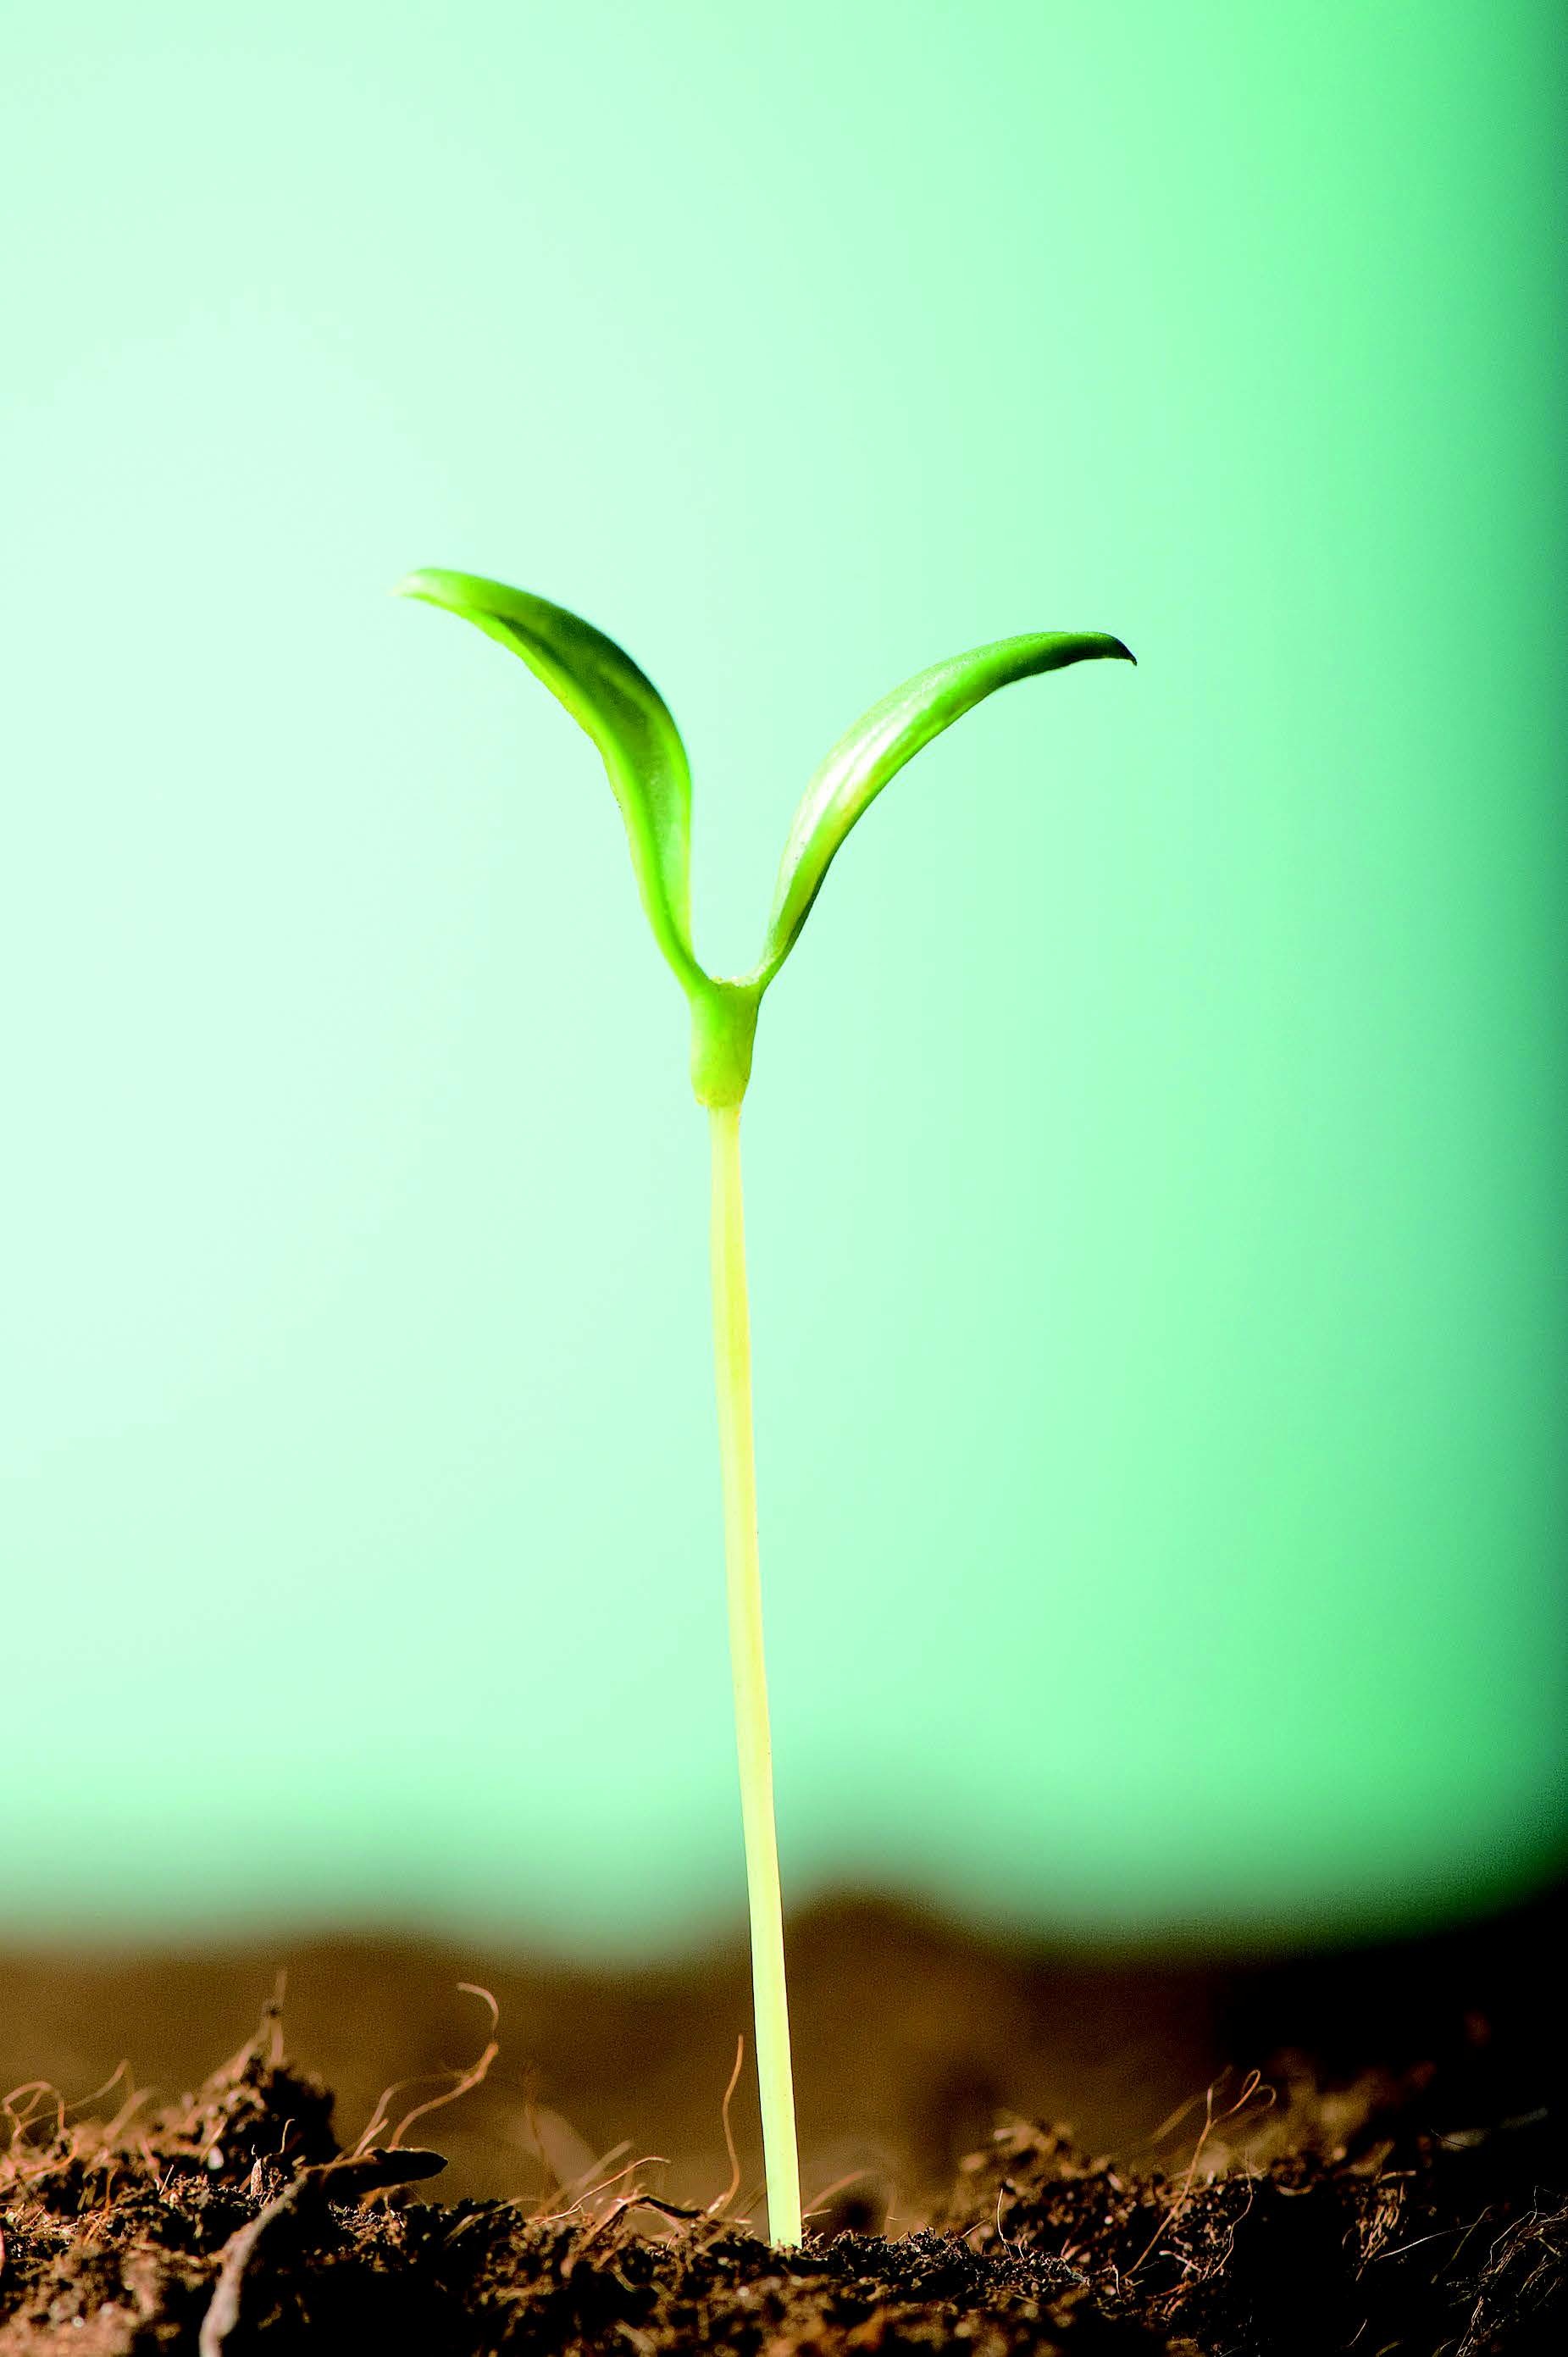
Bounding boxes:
706 2034 745 2221
352 1982 500 2160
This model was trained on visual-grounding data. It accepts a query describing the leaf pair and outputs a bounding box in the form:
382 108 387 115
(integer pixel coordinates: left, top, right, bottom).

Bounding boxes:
396 568 1133 1101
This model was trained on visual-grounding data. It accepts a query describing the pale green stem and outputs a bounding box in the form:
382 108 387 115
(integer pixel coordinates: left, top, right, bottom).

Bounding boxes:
707 1101 802 2248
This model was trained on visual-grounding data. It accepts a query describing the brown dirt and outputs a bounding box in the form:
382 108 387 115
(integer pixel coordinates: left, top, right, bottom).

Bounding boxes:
0 1896 1234 2220
1 1889 1561 2352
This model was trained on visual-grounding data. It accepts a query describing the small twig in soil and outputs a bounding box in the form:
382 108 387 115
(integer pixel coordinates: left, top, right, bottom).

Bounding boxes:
197 2145 447 2357
562 2192 705 2276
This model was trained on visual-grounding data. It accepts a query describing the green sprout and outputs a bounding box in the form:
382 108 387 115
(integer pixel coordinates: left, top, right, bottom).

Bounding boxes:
397 568 1133 2245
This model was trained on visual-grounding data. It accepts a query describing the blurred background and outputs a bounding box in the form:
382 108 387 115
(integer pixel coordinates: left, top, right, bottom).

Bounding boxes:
3 0 1565 2209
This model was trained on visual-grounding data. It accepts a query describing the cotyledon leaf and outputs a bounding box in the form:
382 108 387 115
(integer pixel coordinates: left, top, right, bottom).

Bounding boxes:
752 630 1135 986
396 569 703 990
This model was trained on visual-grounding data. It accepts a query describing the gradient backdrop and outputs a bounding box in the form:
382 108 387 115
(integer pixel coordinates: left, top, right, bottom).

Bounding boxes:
4 2 1565 1952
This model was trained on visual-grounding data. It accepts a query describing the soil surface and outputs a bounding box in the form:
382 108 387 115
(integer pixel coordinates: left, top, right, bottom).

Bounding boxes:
1 1889 1561 2352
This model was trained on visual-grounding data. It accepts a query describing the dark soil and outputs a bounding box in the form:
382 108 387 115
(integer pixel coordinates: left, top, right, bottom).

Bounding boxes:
1 1892 1562 2352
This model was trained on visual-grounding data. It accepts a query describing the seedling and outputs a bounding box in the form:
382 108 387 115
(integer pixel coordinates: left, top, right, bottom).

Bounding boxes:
398 568 1133 2244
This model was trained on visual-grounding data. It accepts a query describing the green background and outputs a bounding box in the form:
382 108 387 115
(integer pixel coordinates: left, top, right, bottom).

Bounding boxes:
3 2 1564 1952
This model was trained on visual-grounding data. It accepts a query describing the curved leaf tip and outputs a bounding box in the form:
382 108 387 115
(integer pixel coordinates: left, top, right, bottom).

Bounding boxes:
754 627 1135 984
396 567 701 989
